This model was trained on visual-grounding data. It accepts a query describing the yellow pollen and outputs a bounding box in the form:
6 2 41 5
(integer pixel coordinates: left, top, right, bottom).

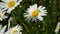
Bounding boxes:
31 10 39 17
12 29 18 34
0 14 3 18
8 1 15 8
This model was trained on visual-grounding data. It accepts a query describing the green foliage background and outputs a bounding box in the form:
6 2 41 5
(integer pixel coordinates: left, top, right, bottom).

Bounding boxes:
0 0 60 34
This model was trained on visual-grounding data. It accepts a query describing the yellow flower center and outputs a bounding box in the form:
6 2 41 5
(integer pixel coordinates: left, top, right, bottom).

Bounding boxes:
0 14 3 18
8 1 15 8
31 10 39 17
12 29 19 34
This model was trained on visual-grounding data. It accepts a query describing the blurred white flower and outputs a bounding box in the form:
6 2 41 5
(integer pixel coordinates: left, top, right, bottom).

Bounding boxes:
24 4 47 22
0 11 7 21
0 25 7 34
0 0 22 13
5 25 22 34
55 22 60 33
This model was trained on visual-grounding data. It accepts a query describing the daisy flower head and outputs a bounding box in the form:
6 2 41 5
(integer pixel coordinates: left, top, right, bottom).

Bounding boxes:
0 0 22 13
5 25 22 34
0 11 7 21
24 4 47 22
0 25 7 34
55 22 60 34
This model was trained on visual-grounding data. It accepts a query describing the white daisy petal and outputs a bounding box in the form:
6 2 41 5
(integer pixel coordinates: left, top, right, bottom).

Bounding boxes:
29 4 37 12
0 5 6 9
0 2 6 5
3 16 8 19
24 14 29 17
0 25 7 34
25 17 30 21
0 18 2 21
1 8 8 11
24 13 29 17
41 10 47 14
0 3 6 9
16 0 22 5
32 18 37 22
55 22 60 34
18 25 22 30
55 29 59 34
5 28 12 34
38 16 43 21
41 7 45 10
38 6 42 10
0 25 2 30
0 11 2 13
7 8 12 13
27 18 31 22
40 13 47 16
19 32 22 34
32 4 37 10
2 0 9 3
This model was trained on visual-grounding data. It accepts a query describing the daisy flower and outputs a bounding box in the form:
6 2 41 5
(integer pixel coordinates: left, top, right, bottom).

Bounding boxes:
0 0 22 13
24 4 47 22
55 22 60 33
5 25 22 34
0 25 7 34
0 11 7 21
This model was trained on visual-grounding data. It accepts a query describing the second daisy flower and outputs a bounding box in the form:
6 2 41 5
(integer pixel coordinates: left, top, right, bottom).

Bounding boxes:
24 4 47 22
